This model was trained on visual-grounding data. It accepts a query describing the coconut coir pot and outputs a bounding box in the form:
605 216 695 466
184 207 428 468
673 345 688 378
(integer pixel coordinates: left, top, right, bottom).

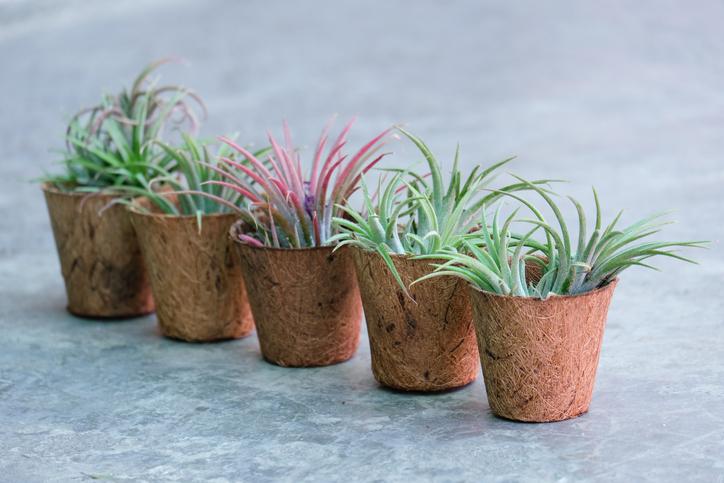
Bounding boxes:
129 207 253 342
230 221 362 367
469 279 618 422
42 184 154 317
351 248 478 391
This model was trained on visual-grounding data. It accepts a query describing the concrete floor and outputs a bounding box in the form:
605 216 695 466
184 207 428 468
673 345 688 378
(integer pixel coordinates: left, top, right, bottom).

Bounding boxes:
1 1 723 481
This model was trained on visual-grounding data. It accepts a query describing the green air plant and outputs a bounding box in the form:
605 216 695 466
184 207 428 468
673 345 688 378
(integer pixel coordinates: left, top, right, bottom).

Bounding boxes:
43 59 205 191
417 180 706 298
328 127 552 290
205 118 392 248
113 135 270 229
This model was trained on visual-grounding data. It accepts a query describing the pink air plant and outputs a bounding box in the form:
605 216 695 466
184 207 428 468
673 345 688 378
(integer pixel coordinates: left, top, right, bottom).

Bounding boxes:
206 118 392 248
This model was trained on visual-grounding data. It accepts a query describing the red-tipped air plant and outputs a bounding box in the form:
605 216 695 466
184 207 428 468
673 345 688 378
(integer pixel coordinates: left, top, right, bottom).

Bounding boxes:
209 118 392 248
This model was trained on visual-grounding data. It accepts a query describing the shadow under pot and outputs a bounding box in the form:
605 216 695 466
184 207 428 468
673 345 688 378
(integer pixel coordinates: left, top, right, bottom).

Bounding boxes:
129 205 254 342
351 248 479 392
229 221 362 367
42 184 154 318
469 279 618 422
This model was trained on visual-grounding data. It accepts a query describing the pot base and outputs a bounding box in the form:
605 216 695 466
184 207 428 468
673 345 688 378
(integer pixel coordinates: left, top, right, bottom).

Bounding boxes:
375 374 477 393
261 352 354 368
160 326 254 344
67 306 154 320
492 407 590 423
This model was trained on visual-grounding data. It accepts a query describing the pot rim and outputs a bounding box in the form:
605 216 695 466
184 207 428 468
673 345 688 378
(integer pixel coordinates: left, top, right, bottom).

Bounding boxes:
42 182 122 199
230 237 337 253
469 277 618 303
127 196 240 221
228 219 337 253
351 246 451 265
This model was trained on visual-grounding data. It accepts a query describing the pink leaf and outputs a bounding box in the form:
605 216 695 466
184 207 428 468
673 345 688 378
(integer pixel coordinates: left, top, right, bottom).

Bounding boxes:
334 127 392 194
317 118 354 186
315 141 348 202
171 190 245 213
340 152 390 200
313 211 321 245
202 180 260 203
197 160 249 190
268 177 290 198
309 116 336 192
267 131 290 183
219 136 273 179
318 156 347 212
219 157 269 191
237 234 264 247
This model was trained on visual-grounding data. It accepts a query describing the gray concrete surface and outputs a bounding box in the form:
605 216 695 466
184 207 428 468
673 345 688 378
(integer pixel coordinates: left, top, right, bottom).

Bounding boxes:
1 1 723 481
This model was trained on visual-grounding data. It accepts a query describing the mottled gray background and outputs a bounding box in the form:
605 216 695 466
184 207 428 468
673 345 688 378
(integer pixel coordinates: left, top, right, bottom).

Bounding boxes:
1 1 723 481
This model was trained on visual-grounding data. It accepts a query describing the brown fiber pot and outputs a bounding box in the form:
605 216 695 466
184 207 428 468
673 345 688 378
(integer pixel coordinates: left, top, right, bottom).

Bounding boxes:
42 184 154 317
469 279 618 422
230 222 362 367
129 208 254 342
351 248 478 391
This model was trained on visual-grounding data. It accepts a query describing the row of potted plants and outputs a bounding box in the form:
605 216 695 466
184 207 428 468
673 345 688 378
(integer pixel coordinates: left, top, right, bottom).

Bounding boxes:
40 61 705 423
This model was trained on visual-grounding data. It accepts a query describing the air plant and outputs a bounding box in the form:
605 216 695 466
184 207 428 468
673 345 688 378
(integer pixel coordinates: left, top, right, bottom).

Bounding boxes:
329 127 552 290
416 180 706 298
206 118 392 248
43 59 205 191
113 135 270 229
328 172 417 289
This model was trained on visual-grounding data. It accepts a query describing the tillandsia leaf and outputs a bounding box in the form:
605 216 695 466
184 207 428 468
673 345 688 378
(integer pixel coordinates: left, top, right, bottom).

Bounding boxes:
309 116 336 193
510 227 540 296
423 181 707 299
111 136 267 233
415 251 510 294
483 187 559 293
396 127 444 210
331 129 548 294
41 59 206 192
396 128 557 254
509 176 572 292
102 186 179 216
466 178 562 227
213 118 391 248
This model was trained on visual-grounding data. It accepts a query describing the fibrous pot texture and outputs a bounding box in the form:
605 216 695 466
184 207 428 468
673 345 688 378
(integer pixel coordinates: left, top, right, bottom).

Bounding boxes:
469 279 617 422
130 209 253 342
351 248 479 391
43 184 154 317
230 222 362 367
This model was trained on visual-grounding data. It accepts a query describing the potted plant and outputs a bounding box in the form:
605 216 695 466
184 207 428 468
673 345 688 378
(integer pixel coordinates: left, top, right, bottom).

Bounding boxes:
331 128 552 391
210 118 392 366
418 181 705 421
124 135 269 342
40 60 204 317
